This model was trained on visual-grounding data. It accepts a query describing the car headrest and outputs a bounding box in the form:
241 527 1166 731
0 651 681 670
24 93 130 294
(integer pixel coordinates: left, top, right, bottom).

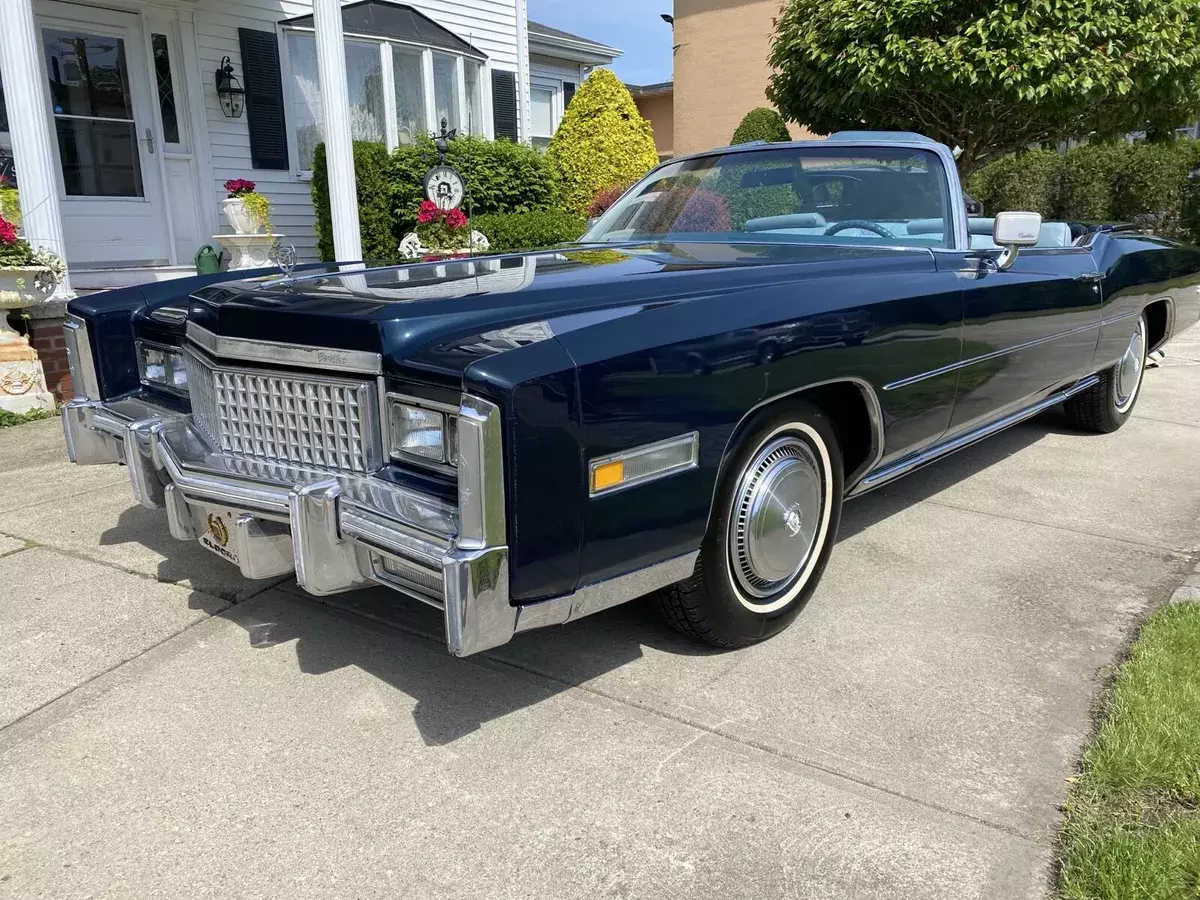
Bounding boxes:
906 218 945 235
968 217 997 234
744 213 828 232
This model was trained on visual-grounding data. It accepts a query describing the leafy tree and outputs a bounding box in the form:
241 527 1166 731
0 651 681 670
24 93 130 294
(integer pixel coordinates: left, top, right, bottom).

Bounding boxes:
731 107 792 144
767 0 1200 174
546 69 659 216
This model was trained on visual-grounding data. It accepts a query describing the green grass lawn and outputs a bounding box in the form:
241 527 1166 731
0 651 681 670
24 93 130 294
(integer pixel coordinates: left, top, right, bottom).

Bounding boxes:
1058 601 1200 900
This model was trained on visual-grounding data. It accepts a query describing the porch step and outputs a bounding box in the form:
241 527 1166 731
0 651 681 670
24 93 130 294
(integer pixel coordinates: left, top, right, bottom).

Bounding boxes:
71 265 198 292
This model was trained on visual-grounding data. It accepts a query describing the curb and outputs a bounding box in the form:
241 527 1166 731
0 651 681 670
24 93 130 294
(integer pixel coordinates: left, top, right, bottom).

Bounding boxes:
1168 559 1200 604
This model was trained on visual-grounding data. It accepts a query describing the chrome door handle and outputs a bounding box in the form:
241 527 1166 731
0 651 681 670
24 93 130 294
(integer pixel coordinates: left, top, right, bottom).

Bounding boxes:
143 128 156 155
1074 271 1103 283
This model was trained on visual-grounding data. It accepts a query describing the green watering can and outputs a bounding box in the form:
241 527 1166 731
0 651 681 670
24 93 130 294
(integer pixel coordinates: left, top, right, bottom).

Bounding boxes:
194 244 221 275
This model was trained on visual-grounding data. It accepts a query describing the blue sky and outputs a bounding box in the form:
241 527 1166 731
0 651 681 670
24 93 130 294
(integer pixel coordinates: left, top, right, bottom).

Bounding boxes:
527 0 674 85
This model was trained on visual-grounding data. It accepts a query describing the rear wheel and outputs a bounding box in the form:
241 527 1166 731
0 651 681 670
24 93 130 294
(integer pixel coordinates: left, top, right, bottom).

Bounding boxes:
1064 312 1148 433
657 401 843 647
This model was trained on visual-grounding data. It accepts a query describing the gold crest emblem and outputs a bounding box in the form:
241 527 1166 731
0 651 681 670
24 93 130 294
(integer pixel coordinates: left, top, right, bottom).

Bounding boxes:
207 513 229 548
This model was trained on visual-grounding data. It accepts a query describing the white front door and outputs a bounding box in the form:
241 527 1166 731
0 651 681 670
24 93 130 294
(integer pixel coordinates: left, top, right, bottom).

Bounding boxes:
39 2 171 266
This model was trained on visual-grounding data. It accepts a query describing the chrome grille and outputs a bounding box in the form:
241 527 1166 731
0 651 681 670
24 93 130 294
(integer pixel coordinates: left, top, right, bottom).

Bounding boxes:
186 350 378 473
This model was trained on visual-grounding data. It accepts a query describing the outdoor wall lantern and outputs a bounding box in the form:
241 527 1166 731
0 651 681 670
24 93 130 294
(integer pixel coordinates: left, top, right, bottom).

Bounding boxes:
215 57 245 118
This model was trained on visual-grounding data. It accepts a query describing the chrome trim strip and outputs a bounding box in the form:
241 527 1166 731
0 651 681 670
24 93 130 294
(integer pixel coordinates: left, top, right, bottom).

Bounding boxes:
712 376 886 507
884 321 1102 391
588 432 700 497
514 551 700 633
63 315 101 400
186 321 383 375
455 394 505 550
339 504 451 567
124 418 165 509
854 374 1101 494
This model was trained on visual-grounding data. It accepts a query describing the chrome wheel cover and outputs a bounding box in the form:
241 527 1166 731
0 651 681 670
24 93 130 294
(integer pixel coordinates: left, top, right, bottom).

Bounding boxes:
1115 317 1146 414
728 433 826 608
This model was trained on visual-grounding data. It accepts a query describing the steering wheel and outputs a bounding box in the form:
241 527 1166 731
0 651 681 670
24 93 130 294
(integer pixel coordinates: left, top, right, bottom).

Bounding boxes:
824 219 896 239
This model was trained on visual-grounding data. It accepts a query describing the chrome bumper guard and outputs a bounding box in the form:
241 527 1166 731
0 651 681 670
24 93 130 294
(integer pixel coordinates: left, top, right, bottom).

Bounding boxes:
62 395 697 657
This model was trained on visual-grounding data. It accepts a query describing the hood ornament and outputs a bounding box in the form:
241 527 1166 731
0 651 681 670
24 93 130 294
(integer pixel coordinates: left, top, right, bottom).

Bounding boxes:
275 242 297 280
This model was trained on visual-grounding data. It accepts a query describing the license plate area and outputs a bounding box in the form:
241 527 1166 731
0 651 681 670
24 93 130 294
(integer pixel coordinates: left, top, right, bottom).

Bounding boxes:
198 508 240 566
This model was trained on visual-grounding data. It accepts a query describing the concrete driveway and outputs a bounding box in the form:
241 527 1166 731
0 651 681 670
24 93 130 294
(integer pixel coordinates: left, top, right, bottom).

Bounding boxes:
3 327 1199 899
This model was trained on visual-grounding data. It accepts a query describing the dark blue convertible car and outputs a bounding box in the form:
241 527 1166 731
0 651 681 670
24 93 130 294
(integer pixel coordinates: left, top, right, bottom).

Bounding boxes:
61 132 1200 656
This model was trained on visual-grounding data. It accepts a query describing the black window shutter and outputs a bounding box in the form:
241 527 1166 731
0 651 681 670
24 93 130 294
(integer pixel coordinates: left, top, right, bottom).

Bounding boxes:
491 69 518 141
238 28 289 170
563 82 576 111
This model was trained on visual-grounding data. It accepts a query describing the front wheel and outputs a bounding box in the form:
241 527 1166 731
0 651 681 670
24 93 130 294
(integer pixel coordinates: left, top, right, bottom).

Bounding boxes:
657 401 844 647
1064 312 1148 433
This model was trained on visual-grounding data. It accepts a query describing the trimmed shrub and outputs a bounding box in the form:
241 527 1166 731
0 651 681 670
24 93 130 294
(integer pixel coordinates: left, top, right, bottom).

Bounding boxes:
546 69 659 217
473 210 586 252
1110 142 1196 234
312 141 396 262
731 107 791 144
390 135 558 234
1058 142 1125 221
965 149 1061 218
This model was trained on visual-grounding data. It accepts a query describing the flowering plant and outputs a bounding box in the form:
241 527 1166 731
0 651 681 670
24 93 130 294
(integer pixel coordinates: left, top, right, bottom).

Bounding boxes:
223 178 272 231
0 214 66 291
414 200 471 253
223 178 256 197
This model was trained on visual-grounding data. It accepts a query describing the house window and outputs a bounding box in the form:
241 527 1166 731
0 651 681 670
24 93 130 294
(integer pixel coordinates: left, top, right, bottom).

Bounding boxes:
391 45 426 145
284 30 487 173
531 86 554 150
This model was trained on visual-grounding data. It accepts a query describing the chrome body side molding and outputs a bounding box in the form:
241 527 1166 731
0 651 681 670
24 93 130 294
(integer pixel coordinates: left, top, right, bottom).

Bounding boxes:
852 374 1101 495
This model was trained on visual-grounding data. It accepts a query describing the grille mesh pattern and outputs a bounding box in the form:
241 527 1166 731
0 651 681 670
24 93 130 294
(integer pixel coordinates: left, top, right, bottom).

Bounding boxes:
187 351 374 473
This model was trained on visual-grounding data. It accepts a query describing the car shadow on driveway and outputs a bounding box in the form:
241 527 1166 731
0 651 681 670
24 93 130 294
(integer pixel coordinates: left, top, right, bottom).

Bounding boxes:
210 585 718 747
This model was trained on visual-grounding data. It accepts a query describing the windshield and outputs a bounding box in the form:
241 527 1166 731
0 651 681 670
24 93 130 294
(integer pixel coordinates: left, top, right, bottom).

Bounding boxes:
581 145 953 248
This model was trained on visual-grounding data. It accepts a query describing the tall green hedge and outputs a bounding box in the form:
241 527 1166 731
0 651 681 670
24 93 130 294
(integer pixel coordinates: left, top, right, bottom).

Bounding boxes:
390 135 558 234
966 139 1200 243
311 141 395 263
311 136 560 262
472 210 586 252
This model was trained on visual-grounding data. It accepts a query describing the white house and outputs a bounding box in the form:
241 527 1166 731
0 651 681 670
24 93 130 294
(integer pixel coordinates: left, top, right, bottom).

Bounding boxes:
0 0 619 294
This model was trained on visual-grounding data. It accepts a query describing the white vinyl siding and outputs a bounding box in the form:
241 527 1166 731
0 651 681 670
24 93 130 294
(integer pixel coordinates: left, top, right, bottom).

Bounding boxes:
192 0 518 262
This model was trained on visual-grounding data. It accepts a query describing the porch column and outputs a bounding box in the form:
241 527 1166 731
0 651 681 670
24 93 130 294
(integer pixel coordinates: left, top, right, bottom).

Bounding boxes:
0 0 72 297
312 0 363 264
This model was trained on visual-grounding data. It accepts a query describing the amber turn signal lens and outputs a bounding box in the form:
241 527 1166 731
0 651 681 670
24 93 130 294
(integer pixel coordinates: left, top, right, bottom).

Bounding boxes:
591 460 624 492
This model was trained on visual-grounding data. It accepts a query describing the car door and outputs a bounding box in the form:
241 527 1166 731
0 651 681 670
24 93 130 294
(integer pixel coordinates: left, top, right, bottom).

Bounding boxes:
941 243 1103 434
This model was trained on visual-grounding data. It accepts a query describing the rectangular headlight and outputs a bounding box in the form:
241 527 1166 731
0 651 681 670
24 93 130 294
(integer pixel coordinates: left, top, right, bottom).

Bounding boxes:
388 396 458 466
136 341 188 396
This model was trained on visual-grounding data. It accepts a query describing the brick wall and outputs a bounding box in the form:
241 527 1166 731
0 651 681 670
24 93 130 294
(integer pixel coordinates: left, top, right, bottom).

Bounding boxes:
673 0 818 155
27 314 72 403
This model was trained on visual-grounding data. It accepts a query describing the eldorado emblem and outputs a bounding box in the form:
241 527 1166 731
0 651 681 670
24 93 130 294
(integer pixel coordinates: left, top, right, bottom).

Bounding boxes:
207 513 229 548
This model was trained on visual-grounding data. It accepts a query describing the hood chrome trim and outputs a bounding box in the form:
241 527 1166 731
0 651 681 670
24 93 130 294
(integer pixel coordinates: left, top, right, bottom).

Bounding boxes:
186 322 382 375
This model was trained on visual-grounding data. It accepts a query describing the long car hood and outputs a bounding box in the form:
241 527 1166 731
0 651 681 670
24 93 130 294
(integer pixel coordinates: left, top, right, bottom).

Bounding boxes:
188 241 931 375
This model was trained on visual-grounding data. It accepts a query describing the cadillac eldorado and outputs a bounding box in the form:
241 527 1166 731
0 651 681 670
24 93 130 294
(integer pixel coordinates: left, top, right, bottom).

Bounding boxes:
61 132 1200 656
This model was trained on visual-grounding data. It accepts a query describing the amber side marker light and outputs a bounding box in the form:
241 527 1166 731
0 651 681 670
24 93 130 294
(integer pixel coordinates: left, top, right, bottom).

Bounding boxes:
588 432 700 497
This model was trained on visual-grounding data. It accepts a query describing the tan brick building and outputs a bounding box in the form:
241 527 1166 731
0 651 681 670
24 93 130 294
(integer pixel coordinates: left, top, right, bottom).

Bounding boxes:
633 0 816 159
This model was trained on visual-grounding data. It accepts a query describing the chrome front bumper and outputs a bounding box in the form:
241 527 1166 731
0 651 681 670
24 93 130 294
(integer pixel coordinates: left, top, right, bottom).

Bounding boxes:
62 394 514 657
62 396 698 657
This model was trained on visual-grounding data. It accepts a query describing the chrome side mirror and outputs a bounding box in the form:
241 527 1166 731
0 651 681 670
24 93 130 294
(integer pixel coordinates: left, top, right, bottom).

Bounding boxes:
992 211 1042 270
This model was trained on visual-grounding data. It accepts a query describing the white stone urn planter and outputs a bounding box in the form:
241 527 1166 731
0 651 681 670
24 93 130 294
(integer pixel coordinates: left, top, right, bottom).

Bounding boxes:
221 197 263 235
0 267 58 414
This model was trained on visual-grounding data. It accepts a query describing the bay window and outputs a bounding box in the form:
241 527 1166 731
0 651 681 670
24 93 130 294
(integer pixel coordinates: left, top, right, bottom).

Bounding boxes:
284 30 488 173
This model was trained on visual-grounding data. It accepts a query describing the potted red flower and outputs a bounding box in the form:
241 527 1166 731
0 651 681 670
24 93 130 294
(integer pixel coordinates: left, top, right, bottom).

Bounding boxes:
221 178 272 234
413 201 472 257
